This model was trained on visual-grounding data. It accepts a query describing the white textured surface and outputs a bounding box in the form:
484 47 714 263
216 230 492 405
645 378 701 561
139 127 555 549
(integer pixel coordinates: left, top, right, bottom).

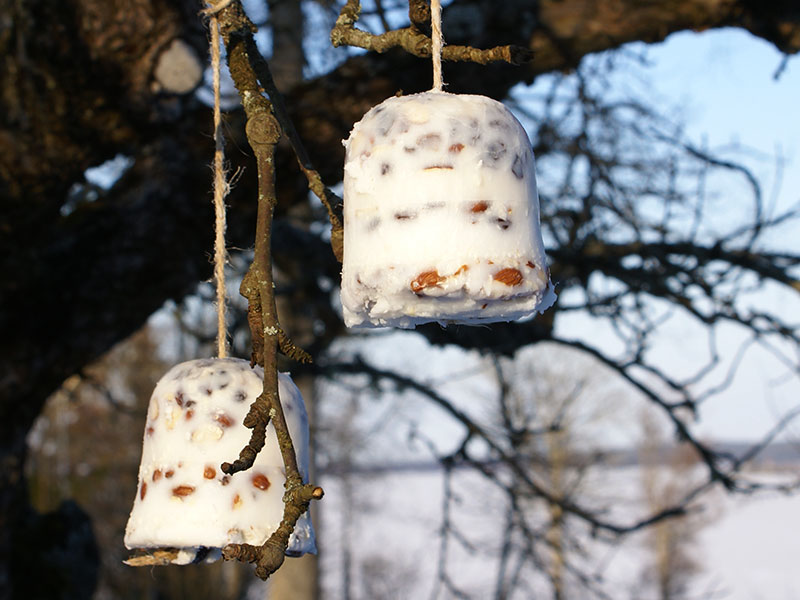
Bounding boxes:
341 91 555 328
124 358 315 560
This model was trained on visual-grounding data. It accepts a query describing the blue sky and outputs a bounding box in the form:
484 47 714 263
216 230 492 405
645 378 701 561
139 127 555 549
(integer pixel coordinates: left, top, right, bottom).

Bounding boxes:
645 28 799 222
551 28 800 442
624 28 799 442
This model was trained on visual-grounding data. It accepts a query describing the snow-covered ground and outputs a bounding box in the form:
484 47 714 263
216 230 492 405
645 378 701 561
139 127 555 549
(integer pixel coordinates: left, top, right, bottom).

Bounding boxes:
695 483 800 600
315 466 800 599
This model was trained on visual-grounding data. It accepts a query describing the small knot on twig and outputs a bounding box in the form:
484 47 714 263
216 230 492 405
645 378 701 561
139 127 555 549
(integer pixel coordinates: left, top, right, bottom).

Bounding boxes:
408 0 430 33
246 112 281 147
508 45 535 66
222 542 259 563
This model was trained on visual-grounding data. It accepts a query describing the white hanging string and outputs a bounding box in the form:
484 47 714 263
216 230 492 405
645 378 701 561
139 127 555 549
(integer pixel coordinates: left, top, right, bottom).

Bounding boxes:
431 0 444 91
207 2 230 358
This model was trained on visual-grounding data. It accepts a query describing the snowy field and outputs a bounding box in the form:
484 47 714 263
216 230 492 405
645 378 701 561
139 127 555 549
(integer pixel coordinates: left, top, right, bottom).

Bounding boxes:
695 484 800 600
314 466 800 599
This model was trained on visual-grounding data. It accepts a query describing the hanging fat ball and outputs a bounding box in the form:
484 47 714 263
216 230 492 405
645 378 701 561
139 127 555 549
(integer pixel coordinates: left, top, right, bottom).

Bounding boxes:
340 91 556 328
124 358 315 565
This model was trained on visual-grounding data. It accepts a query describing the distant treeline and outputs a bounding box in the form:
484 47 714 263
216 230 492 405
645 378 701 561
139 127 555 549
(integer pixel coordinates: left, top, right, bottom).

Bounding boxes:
320 441 800 475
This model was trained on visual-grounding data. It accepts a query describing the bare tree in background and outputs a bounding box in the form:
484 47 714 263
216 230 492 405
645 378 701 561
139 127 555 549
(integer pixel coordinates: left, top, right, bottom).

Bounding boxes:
2 0 800 598
492 349 623 599
637 413 710 600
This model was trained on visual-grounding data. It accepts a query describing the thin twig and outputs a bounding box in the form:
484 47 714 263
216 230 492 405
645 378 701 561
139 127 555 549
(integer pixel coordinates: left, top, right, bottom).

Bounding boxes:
240 34 344 261
320 357 699 536
211 0 323 580
331 0 534 66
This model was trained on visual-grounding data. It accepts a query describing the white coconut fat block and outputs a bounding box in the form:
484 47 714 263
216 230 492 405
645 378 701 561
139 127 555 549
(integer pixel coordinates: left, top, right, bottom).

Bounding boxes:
341 91 556 328
124 358 315 564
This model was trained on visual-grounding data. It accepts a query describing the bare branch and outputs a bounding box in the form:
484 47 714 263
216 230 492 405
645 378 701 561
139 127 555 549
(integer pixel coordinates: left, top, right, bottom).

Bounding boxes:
211 0 322 579
331 0 534 66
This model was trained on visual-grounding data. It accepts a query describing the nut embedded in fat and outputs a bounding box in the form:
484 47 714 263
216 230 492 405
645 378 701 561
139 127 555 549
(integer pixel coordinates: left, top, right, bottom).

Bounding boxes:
341 91 556 328
124 358 315 564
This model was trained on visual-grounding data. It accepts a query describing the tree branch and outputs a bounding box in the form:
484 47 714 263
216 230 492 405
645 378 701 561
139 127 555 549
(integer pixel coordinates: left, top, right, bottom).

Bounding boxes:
331 0 534 66
240 34 344 261
211 1 322 579
317 357 721 536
